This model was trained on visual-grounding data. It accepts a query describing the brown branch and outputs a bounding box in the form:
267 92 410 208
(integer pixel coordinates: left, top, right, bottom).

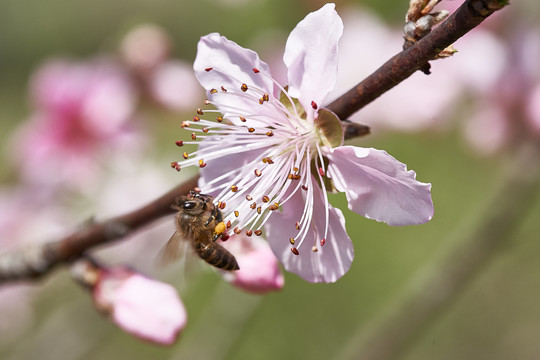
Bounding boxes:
0 0 509 285
327 0 508 120
0 175 199 284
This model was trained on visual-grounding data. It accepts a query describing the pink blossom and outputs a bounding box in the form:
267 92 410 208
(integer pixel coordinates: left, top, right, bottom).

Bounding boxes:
173 3 433 282
219 234 284 294
93 267 186 345
8 58 139 189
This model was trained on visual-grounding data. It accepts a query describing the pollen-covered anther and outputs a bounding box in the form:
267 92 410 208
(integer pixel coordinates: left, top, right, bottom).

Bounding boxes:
254 169 262 177
256 206 262 214
248 127 255 133
250 202 257 210
216 116 223 122
289 238 295 245
233 227 242 234
191 133 197 140
198 159 207 168
245 230 253 237
262 195 270 203
182 152 189 159
266 130 274 137
226 220 232 229
291 247 299 255
295 221 301 230
239 116 247 122
254 230 262 236
230 185 239 192
293 167 299 172
196 108 204 115
204 67 213 72
311 100 318 110
210 88 218 94
193 116 200 122
312 246 318 252
269 203 279 211
171 162 181 171
320 238 326 246
202 127 209 133
221 86 227 92
259 93 269 104
175 140 184 147
262 157 274 164
245 195 253 201
234 210 239 217
241 83 248 92
218 201 226 210
252 68 260 73
181 121 190 128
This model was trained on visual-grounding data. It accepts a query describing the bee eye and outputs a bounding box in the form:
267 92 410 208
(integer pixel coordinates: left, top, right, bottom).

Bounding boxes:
183 201 197 210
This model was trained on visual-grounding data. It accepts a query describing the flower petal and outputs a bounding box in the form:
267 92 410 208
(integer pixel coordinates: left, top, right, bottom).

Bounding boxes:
265 180 353 283
326 146 434 226
283 3 343 114
194 33 277 122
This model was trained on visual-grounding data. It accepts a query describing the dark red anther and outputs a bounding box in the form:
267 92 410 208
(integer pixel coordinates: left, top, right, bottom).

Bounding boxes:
175 140 184 147
252 68 260 73
311 101 318 109
205 67 213 72
291 247 299 255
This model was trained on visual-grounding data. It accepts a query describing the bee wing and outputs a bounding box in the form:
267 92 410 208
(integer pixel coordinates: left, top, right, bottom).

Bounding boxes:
158 231 191 266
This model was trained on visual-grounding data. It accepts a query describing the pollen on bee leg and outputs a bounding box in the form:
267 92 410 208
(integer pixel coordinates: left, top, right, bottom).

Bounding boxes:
214 222 226 235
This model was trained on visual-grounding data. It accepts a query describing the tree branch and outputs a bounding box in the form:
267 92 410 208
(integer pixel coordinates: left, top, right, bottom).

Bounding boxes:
0 0 508 284
327 0 508 120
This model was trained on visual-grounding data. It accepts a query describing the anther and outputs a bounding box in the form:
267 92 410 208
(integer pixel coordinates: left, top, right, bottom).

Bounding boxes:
181 121 190 128
204 99 211 105
295 221 301 230
193 116 200 122
262 195 270 203
256 206 262 214
234 227 242 234
234 211 239 217
245 230 253 237
191 133 197 140
210 88 218 94
175 140 184 147
291 247 299 255
302 185 308 191
197 108 204 115
202 127 209 133
320 238 326 246
221 86 227 92
182 152 189 159
312 246 318 252
217 116 223 122
289 238 295 245
218 202 226 209
254 230 262 236
241 83 248 92
231 185 239 192
246 195 253 201
198 159 207 168
319 167 325 176
266 130 274 137
226 220 232 228
254 169 262 177
262 93 269 102
252 68 260 73
240 116 247 122
311 100 318 109
293 167 299 172
171 162 181 171
269 203 279 211
205 67 213 72
248 127 255 133
250 202 256 210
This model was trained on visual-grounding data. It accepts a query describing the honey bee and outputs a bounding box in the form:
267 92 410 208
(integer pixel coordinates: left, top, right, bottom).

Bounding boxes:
163 191 239 271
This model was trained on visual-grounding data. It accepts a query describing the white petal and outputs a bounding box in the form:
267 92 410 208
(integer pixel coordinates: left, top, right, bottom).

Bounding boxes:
265 180 354 283
194 33 277 121
283 3 343 113
327 146 434 226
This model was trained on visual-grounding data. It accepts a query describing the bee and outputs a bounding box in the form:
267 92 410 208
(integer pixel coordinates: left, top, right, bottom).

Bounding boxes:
163 191 239 271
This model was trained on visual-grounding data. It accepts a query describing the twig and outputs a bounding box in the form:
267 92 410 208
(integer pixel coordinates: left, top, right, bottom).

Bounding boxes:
326 0 508 120
0 176 199 284
338 142 540 360
0 0 508 284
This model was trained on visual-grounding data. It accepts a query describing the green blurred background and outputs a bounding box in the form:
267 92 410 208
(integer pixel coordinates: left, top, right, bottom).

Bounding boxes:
2 0 540 359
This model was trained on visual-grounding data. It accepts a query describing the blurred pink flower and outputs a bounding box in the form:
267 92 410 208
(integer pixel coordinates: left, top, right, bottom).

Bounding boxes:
173 4 433 282
8 58 139 190
92 266 186 345
120 24 171 73
219 234 284 294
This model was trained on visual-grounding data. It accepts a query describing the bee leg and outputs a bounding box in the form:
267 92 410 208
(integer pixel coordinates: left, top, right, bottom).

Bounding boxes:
204 214 215 227
212 231 224 242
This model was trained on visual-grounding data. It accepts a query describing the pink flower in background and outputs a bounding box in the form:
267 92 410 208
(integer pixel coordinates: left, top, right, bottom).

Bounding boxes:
173 3 433 282
219 234 284 294
8 58 139 190
92 266 186 345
